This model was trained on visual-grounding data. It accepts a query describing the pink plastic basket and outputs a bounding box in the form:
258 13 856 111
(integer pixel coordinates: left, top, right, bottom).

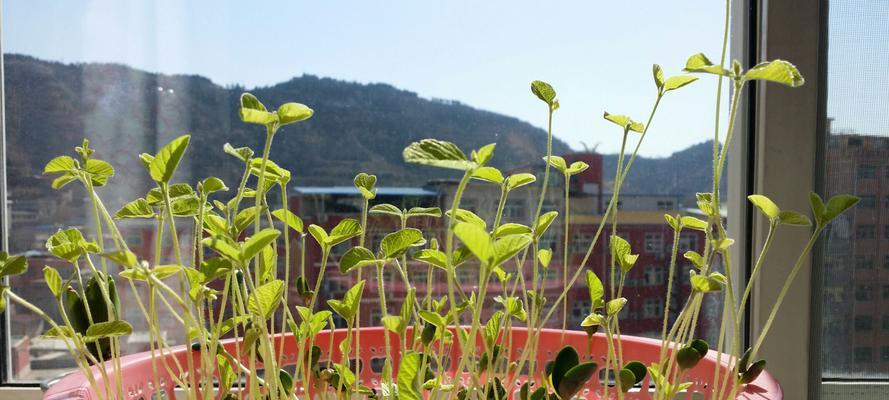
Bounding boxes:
42 327 781 400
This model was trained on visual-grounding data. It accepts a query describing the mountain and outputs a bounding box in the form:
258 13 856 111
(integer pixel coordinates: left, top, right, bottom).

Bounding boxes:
602 140 727 205
2 54 571 205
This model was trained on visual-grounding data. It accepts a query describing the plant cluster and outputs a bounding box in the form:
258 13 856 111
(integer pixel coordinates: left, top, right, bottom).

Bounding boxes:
0 14 859 400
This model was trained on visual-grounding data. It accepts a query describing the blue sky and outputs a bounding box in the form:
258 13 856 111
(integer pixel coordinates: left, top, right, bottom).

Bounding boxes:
6 1 883 156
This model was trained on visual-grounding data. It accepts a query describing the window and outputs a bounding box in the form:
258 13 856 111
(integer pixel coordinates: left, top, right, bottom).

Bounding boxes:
677 233 698 253
571 300 591 323
643 265 664 286
855 255 874 270
819 0 889 384
643 298 663 319
859 195 876 208
656 200 673 210
571 233 594 254
644 233 664 254
855 315 873 331
856 225 875 240
858 165 877 179
855 285 875 302
502 199 526 220
882 347 889 362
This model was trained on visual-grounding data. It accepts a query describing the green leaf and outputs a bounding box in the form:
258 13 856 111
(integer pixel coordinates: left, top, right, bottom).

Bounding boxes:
492 234 532 266
778 210 812 226
690 270 725 293
340 246 379 273
203 236 241 262
454 222 493 264
544 156 568 174
239 93 277 125
684 251 704 269
397 352 422 400
44 156 77 174
413 249 447 270
585 270 604 308
653 64 665 89
663 75 699 92
241 228 280 263
824 194 860 223
272 208 304 233
472 166 504 184
277 102 314 125
624 361 647 385
530 80 557 106
494 223 532 239
84 159 115 186
739 359 766 384
558 362 598 399
603 112 644 133
447 208 487 230
748 194 780 219
683 53 732 76
537 248 552 268
43 266 63 297
0 254 27 278
153 265 184 280
550 346 579 394
581 313 605 327
606 297 627 316
381 315 403 333
343 280 366 319
407 207 442 218
99 250 138 267
680 216 708 231
248 279 284 319
370 203 403 217
84 320 133 342
676 346 703 370
353 173 378 200
308 224 329 247
742 60 804 87
41 325 75 339
223 143 254 162
114 198 155 219
665 214 680 231
381 228 426 259
149 135 190 183
200 177 228 194
418 310 447 329
403 139 475 171
472 143 497 166
51 173 77 189
809 192 827 226
327 219 363 247
610 235 631 258
534 211 559 237
505 173 536 191
618 368 637 392
566 161 590 175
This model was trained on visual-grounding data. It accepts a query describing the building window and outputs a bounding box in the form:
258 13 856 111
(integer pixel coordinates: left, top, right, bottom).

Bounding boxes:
571 300 591 323
414 270 428 283
678 234 698 253
502 199 526 220
854 347 873 363
656 200 674 210
858 164 877 179
884 285 889 300
882 347 889 362
884 255 889 269
859 195 876 208
885 195 889 209
644 233 664 254
855 315 873 331
885 226 889 240
643 265 664 286
856 225 875 240
539 233 558 252
883 315 889 331
855 255 874 270
571 233 594 255
855 285 875 302
643 298 664 319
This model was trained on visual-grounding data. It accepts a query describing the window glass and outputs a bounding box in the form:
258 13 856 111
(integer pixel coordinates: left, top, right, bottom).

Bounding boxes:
2 0 729 382
820 0 889 380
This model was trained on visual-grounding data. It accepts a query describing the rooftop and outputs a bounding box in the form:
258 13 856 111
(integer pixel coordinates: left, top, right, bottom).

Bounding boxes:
293 186 438 197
